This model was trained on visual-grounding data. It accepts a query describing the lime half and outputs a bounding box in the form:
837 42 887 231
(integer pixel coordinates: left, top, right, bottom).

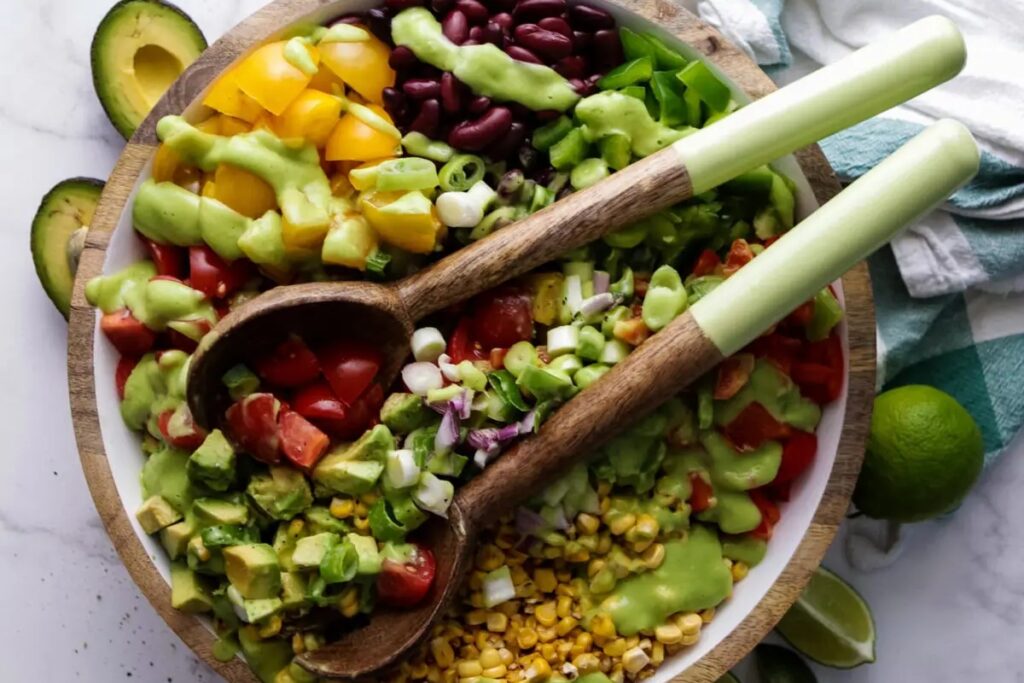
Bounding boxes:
756 644 817 683
776 566 876 668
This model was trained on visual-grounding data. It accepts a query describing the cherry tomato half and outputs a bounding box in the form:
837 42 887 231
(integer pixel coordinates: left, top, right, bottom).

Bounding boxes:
377 544 436 607
316 339 381 407
689 472 714 513
722 402 791 451
749 488 781 541
115 355 139 400
157 406 207 450
254 336 321 389
100 309 156 356
692 249 721 277
447 316 486 364
142 238 186 279
714 354 754 400
188 245 255 300
775 431 818 487
470 287 533 351
225 393 282 463
279 409 330 470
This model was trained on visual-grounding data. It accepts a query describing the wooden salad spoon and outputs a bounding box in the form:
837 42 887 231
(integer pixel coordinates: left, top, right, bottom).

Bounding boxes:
186 16 966 428
294 119 979 678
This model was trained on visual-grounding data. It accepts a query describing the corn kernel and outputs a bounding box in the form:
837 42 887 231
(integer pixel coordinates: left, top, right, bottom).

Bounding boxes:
535 602 558 627
596 533 612 555
410 662 430 679
518 627 539 650
654 624 682 644
556 596 573 619
474 631 490 650
359 491 379 505
540 643 557 662
291 633 305 655
622 646 650 674
487 612 509 633
700 608 716 623
329 497 355 519
353 516 370 531
340 600 360 618
537 625 558 642
512 565 531 586
457 661 483 677
609 668 624 683
731 561 750 582
597 481 612 496
556 616 578 636
457 677 476 683
606 512 636 536
287 519 305 536
476 545 506 572
466 609 488 626
482 665 507 678
442 668 457 683
624 636 640 649
576 513 600 536
599 497 611 514
575 632 593 652
676 613 703 636
631 514 659 540
480 647 503 669
543 546 563 560
556 641 573 659
499 648 514 666
573 653 601 674
680 632 700 647
602 638 627 657
556 569 572 582
587 559 606 578
534 569 558 594
641 543 666 570
563 541 590 564
651 642 665 666
432 639 455 668
524 656 552 682
590 613 617 640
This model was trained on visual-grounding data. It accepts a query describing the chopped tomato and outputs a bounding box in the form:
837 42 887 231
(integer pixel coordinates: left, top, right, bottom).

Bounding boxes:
157 406 207 450
115 356 138 400
775 431 817 487
633 277 649 298
613 317 651 346
722 402 791 451
471 287 534 351
377 544 436 607
279 410 330 470
748 332 801 375
714 353 755 400
316 339 381 407
689 473 714 513
142 238 186 279
255 336 321 389
292 380 348 424
722 239 755 277
786 300 815 327
692 249 721 277
792 332 844 404
332 383 385 440
225 393 282 463
101 309 156 356
489 347 508 370
188 246 254 300
749 488 781 541
447 316 486 364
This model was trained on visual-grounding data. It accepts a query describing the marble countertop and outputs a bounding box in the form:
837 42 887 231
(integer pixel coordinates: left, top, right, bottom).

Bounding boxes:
2 1 1021 680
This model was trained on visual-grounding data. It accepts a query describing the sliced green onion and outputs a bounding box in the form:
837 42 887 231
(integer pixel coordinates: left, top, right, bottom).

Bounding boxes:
438 154 486 192
375 157 439 191
319 538 358 584
532 115 574 151
401 132 455 162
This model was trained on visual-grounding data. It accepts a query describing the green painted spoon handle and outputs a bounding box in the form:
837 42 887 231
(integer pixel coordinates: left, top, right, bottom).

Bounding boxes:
675 15 966 194
691 119 979 355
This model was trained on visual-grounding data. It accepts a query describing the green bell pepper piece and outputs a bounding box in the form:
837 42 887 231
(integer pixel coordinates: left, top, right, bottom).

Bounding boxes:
723 165 774 200
532 116 574 151
806 287 844 341
651 71 688 127
598 58 654 91
619 85 646 100
683 87 703 127
641 32 688 70
619 27 656 62
549 128 589 171
677 60 731 112
488 370 530 412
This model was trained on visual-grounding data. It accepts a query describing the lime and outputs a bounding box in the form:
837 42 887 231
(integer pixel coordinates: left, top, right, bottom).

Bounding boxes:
854 384 983 522
716 674 741 683
776 566 875 668
755 644 816 682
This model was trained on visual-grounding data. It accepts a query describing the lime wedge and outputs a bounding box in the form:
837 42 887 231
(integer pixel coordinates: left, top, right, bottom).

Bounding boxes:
716 673 741 683
756 644 817 682
776 566 876 668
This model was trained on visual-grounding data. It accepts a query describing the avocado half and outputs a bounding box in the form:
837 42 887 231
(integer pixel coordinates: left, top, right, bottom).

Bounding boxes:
91 0 207 139
30 178 105 319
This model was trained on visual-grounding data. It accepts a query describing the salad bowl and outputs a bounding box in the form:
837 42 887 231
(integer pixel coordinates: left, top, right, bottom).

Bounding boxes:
67 0 875 681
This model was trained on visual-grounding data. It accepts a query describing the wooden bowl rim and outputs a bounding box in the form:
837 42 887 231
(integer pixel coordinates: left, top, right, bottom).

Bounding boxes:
67 1 874 680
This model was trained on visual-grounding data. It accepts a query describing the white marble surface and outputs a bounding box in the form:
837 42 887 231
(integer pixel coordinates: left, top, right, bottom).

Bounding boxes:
2 1 1022 681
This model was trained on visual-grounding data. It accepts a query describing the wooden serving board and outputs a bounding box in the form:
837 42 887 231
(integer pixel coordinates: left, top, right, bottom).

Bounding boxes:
66 1 875 681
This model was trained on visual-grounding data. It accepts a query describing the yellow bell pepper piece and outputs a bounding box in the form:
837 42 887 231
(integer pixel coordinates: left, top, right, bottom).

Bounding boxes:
360 190 441 254
524 272 565 326
325 105 400 162
272 89 344 148
219 116 252 137
234 41 319 116
151 143 201 189
322 213 379 270
348 159 389 191
308 63 346 94
201 179 217 198
212 164 278 219
330 172 356 198
319 34 395 105
203 71 264 123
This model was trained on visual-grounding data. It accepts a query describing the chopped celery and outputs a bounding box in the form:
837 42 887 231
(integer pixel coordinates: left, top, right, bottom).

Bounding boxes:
619 85 646 100
502 343 539 380
577 326 606 361
570 158 610 190
642 265 688 331
549 354 583 377
529 185 555 213
650 71 688 127
807 287 844 341
549 128 589 171
401 131 454 162
375 158 439 192
697 379 714 429
599 134 632 171
619 27 655 62
598 58 654 91
602 306 631 337
677 60 731 112
574 363 611 389
438 154 486 191
642 33 688 70
532 116 574 151
609 267 634 299
686 275 724 303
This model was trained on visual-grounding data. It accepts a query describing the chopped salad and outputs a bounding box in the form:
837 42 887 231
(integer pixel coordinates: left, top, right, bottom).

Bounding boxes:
84 1 845 681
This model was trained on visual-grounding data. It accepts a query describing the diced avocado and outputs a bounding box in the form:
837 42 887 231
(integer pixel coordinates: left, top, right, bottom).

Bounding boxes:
313 455 385 496
238 625 293 683
517 365 578 402
187 429 236 492
160 518 195 559
304 506 350 535
291 532 340 570
141 446 194 514
228 585 283 624
271 523 300 572
187 535 225 575
136 494 183 534
346 533 382 574
330 424 394 462
247 466 314 521
91 0 207 138
223 543 282 599
382 389 434 432
193 497 250 526
30 177 104 318
200 524 259 548
525 272 565 326
280 572 310 611
121 353 165 430
170 561 212 613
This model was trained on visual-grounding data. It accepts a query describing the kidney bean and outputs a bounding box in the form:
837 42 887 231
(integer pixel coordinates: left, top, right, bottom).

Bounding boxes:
389 46 419 70
515 25 573 61
442 10 470 43
591 29 624 71
410 99 442 138
568 77 588 94
491 11 514 30
506 45 543 64
513 0 567 21
432 0 455 13
385 0 424 10
485 121 528 160
482 22 505 44
468 95 492 115
455 0 490 23
469 26 484 42
572 30 592 50
534 109 560 122
440 72 465 113
569 3 614 30
538 16 572 38
508 102 532 119
403 78 441 100
448 106 513 151
365 8 394 45
462 38 481 45
414 63 443 79
382 87 408 120
484 0 516 11
554 54 587 78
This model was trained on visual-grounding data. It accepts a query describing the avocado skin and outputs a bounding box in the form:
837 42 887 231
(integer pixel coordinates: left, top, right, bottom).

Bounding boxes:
91 0 207 139
30 177 104 319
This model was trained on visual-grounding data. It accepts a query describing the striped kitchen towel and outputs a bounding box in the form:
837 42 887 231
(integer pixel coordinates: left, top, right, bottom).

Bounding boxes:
697 0 1024 464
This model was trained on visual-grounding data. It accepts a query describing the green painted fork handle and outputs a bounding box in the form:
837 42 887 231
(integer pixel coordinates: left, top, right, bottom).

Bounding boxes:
690 119 980 356
674 16 967 195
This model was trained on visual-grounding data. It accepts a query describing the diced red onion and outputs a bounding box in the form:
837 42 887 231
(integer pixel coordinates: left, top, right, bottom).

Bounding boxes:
473 444 500 468
453 389 474 419
518 408 537 434
438 353 461 382
435 407 461 451
593 270 610 295
468 428 500 451
579 292 615 317
515 506 548 536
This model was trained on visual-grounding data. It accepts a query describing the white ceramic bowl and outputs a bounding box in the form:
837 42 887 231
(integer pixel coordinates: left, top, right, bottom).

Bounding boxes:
84 2 853 680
